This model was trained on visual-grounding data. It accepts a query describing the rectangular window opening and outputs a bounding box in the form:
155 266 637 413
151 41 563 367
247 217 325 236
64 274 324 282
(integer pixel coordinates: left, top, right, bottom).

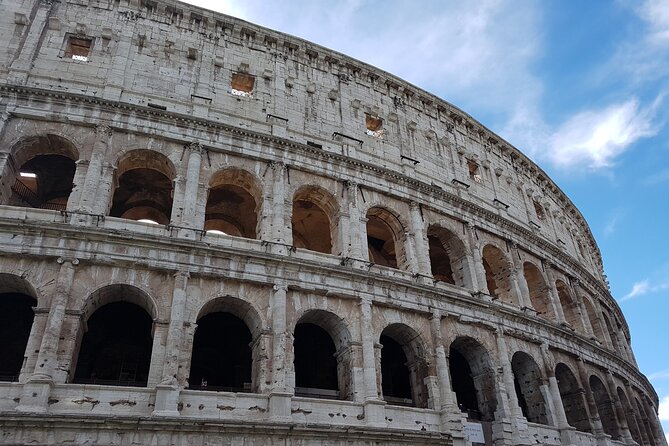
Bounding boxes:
65 36 92 61
231 73 255 97
533 200 546 220
365 114 384 138
468 160 482 183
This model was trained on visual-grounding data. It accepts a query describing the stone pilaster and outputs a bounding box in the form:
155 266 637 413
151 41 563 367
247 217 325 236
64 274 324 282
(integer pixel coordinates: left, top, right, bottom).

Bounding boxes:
269 283 291 421
539 344 570 429
544 265 567 323
78 124 112 213
8 0 53 84
509 243 532 309
466 223 486 293
359 297 386 426
180 142 205 229
153 270 190 417
605 371 634 443
576 357 604 434
409 202 431 276
17 257 77 413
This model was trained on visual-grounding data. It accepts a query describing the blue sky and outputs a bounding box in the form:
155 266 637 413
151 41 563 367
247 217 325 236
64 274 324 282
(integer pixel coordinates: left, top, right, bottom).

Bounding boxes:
181 0 669 434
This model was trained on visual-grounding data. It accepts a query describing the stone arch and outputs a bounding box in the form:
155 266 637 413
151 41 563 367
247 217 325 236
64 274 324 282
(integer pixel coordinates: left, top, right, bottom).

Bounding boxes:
634 396 656 445
522 262 553 319
617 387 642 445
482 244 517 305
449 336 497 421
73 284 158 387
511 351 549 425
291 185 339 254
427 224 469 287
555 280 581 330
110 149 176 224
365 206 406 269
189 296 264 393
601 311 621 354
0 274 38 382
293 309 353 400
583 296 605 342
205 167 262 238
3 134 79 210
380 323 430 408
589 374 620 439
555 362 591 432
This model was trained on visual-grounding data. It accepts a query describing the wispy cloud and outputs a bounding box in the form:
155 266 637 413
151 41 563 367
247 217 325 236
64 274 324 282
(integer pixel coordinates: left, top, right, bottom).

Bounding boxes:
648 369 669 381
603 213 621 237
621 279 669 302
659 395 669 421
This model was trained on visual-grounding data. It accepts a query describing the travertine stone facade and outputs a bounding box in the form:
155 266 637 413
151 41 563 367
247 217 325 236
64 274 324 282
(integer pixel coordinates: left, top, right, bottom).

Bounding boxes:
0 1 664 445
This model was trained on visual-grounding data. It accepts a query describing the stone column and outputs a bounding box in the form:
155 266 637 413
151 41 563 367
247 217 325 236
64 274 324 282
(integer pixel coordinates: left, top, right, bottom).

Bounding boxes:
605 372 633 443
359 297 386 426
76 125 111 213
269 284 291 421
571 280 595 337
17 257 77 412
0 152 13 204
494 329 523 420
466 223 485 293
180 142 205 229
539 344 570 429
544 265 567 323
342 181 365 260
576 357 604 434
18 307 48 383
409 202 431 276
644 399 667 446
153 271 189 417
509 244 533 309
624 381 648 446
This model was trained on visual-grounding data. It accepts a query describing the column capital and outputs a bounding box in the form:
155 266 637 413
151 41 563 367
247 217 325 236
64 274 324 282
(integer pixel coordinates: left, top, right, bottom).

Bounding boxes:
95 123 113 137
269 160 286 172
56 257 79 266
186 140 206 154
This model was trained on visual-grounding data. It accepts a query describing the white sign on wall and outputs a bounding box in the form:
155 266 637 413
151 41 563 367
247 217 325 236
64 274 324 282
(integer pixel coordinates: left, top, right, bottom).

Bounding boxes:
464 421 485 444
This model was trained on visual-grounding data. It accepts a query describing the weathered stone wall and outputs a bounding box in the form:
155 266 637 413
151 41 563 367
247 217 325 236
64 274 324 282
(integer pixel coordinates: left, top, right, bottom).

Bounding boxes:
0 1 663 446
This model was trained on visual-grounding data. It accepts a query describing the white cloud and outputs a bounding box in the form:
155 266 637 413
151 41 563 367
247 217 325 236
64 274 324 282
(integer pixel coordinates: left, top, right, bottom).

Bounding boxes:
648 369 669 381
621 279 669 302
659 395 669 421
638 0 669 45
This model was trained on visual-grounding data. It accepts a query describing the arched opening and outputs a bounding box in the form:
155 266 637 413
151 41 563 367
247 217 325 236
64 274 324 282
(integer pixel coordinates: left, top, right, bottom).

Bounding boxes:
555 363 591 432
205 168 261 238
556 281 580 330
293 310 351 400
189 312 252 392
73 301 153 387
511 351 549 425
635 396 656 445
449 336 497 421
482 244 517 306
427 225 469 287
380 324 429 408
583 298 605 342
523 262 553 319
589 375 620 439
4 134 78 211
291 185 338 254
0 274 38 382
366 207 403 269
601 312 621 354
110 150 175 224
617 387 642 445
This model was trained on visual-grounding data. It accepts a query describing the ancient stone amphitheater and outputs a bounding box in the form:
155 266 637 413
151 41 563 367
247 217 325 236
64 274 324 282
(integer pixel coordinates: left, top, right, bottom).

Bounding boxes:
0 1 664 445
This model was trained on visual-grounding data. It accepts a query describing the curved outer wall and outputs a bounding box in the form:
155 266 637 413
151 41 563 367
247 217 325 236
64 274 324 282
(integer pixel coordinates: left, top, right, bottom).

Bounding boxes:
0 1 664 445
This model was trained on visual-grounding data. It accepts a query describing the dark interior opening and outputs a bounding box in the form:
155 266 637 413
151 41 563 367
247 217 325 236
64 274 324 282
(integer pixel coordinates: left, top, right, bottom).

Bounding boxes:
380 334 412 405
294 322 338 398
449 348 481 420
0 293 36 381
11 155 75 211
73 301 153 387
189 312 252 392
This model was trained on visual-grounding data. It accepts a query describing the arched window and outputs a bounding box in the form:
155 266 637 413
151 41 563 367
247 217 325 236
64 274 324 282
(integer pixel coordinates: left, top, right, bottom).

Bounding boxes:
523 262 553 319
482 244 517 305
73 301 153 387
189 312 252 392
380 324 429 408
110 150 176 224
0 275 37 382
205 168 261 238
293 310 351 400
635 396 656 445
589 375 620 439
292 186 338 254
4 134 78 211
601 312 621 354
555 280 581 330
427 225 469 287
449 337 497 421
511 351 549 425
583 298 605 342
555 363 591 432
366 207 404 269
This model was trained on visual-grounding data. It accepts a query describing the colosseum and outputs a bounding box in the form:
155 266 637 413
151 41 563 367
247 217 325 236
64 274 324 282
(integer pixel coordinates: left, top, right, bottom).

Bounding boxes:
0 1 664 445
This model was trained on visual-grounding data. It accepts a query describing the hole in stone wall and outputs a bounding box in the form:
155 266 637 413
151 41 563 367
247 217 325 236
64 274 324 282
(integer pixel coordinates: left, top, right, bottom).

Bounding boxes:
291 186 337 254
533 200 545 220
231 73 255 97
365 114 384 138
206 169 261 239
468 160 482 183
366 207 403 269
65 36 92 61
